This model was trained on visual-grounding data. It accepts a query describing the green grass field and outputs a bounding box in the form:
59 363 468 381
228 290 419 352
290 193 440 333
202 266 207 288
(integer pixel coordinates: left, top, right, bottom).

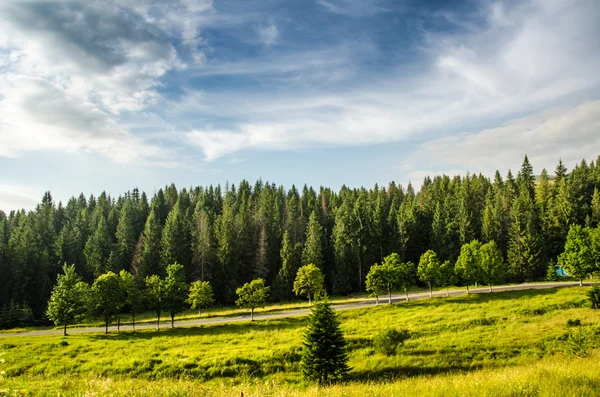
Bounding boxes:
1 286 600 396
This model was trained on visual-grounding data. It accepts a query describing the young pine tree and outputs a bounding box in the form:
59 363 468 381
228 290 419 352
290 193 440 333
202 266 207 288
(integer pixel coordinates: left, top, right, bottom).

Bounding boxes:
301 299 350 384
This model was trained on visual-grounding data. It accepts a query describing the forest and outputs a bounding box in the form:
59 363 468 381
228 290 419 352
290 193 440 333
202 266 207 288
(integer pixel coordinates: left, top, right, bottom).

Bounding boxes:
1 154 599 326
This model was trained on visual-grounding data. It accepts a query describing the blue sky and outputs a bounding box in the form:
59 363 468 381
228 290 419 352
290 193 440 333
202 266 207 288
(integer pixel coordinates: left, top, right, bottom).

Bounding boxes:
1 0 599 211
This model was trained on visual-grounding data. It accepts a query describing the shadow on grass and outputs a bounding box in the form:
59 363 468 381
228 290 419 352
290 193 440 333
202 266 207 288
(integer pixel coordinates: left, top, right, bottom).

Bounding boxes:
87 316 308 341
348 362 482 381
394 287 563 310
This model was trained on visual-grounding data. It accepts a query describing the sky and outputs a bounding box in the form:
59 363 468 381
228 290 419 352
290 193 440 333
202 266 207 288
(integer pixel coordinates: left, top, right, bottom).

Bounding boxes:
1 0 599 211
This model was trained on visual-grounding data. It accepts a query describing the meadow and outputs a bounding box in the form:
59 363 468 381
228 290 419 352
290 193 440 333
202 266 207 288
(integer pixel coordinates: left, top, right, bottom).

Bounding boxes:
1 286 599 396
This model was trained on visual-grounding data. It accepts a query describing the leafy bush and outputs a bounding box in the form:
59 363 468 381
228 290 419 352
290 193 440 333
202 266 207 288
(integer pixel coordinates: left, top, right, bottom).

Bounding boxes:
373 328 410 356
587 285 600 309
566 319 582 327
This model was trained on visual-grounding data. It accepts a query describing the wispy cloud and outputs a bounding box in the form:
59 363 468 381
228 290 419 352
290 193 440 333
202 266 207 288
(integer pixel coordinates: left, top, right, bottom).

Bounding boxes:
405 101 600 179
316 0 390 17
257 23 279 46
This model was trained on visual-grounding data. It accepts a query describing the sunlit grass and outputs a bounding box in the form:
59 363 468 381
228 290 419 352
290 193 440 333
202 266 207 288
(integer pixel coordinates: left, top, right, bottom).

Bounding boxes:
1 286 599 395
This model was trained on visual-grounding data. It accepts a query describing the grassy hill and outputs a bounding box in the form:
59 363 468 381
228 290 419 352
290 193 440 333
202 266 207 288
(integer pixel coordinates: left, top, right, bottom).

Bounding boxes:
1 287 599 396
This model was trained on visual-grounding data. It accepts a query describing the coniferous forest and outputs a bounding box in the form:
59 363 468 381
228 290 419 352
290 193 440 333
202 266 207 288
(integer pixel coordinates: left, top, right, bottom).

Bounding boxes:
1 155 600 327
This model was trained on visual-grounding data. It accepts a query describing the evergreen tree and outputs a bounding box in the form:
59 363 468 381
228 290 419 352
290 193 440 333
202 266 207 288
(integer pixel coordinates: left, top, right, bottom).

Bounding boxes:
301 299 350 384
115 201 137 272
302 211 324 269
138 208 162 280
84 217 113 276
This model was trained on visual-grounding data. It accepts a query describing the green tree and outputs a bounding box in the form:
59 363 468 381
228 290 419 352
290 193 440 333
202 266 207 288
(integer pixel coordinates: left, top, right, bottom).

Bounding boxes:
478 241 505 291
162 262 188 328
145 275 163 329
301 299 350 384
91 272 124 333
365 264 387 305
455 240 481 293
187 280 214 316
397 261 416 301
119 270 144 331
236 278 270 321
418 250 441 297
137 208 162 280
559 225 594 286
84 217 113 276
302 211 324 268
437 260 456 296
274 230 302 300
115 201 136 271
293 264 325 305
46 263 89 336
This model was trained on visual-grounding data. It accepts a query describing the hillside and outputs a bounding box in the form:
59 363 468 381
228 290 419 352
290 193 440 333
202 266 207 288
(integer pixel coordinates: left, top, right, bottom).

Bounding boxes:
1 286 599 396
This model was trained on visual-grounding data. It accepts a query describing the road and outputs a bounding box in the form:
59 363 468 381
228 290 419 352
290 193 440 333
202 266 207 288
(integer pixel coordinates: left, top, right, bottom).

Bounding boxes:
0 281 590 338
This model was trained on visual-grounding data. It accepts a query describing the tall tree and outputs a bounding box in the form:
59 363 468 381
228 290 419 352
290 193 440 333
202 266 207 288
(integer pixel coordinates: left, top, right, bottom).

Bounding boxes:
302 211 324 269
84 217 113 276
90 272 124 333
455 240 481 293
162 262 188 328
293 264 325 305
478 241 505 291
418 250 441 297
559 225 594 286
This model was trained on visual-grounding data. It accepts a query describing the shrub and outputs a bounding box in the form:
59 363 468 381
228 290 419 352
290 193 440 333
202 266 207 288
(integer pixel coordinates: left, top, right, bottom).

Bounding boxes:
587 285 600 309
566 319 581 327
565 328 592 357
373 328 410 356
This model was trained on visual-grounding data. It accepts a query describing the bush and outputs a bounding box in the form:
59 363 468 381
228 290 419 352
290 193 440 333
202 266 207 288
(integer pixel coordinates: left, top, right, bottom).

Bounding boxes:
373 328 410 356
565 328 592 357
587 285 600 309
566 319 582 327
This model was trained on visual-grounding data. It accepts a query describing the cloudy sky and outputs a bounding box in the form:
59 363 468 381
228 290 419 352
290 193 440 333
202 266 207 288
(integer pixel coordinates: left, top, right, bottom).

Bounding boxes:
1 0 599 211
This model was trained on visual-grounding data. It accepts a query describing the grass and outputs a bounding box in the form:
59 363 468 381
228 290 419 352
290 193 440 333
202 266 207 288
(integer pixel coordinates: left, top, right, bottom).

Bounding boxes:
1 286 600 395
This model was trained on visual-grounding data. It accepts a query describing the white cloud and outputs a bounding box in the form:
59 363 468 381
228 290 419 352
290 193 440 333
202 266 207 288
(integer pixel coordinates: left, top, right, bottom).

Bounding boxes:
184 0 600 161
0 184 42 212
0 0 194 163
407 101 600 178
317 0 390 17
257 24 279 46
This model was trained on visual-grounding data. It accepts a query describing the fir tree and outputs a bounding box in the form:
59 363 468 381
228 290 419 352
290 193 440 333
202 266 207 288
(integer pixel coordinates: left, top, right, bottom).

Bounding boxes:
301 299 350 384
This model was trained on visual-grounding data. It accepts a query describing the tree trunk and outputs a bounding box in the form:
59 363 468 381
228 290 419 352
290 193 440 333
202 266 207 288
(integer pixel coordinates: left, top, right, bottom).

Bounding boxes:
475 281 478 287
171 311 175 328
117 315 120 333
105 320 109 334
489 285 492 292
375 295 379 306
389 288 392 304
198 309 202 317
580 278 583 287
308 294 312 305
429 282 433 298
64 324 67 336
132 313 135 332
251 308 254 321
405 290 409 301
466 285 470 294
446 286 449 297
157 313 160 330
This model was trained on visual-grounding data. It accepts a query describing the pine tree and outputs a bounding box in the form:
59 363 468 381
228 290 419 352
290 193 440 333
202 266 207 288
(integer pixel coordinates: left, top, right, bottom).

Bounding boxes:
138 208 162 280
115 201 136 272
302 211 324 269
84 217 113 276
301 299 350 384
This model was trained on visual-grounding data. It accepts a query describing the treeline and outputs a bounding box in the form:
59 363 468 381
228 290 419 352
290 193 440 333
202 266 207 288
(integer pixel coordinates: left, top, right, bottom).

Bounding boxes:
0 155 599 325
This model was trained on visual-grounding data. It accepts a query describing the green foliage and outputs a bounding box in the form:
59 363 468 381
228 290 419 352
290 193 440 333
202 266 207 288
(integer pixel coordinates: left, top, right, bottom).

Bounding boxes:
46 264 89 335
546 263 559 282
145 274 163 329
455 240 481 289
564 327 592 357
187 281 214 315
302 211 324 269
301 300 350 384
162 263 188 328
478 241 505 290
365 253 403 304
373 328 410 356
418 250 441 296
90 272 124 333
587 285 600 309
119 270 144 330
559 225 595 285
293 264 325 305
236 279 270 320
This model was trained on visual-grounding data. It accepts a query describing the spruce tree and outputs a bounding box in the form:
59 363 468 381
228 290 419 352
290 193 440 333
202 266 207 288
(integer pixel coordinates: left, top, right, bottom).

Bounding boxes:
301 299 350 384
302 211 324 268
